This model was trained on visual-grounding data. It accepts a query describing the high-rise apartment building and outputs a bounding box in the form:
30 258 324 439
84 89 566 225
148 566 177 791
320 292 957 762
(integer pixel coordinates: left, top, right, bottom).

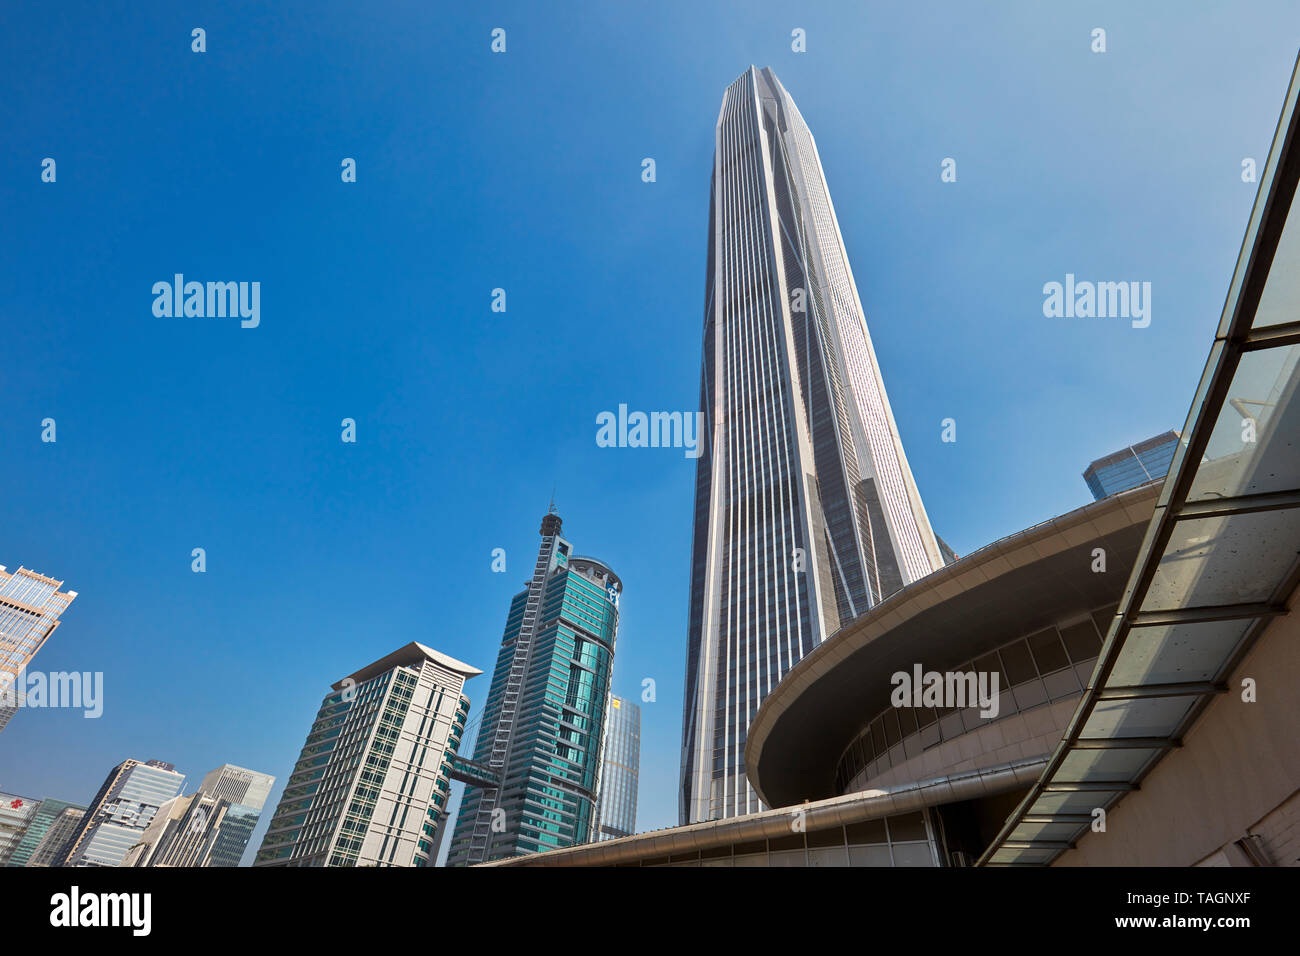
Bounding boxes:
446 510 621 865
54 759 185 867
594 695 640 841
125 764 275 867
254 643 479 867
680 67 945 823
24 805 85 866
3 797 85 867
1083 430 1180 500
0 565 77 734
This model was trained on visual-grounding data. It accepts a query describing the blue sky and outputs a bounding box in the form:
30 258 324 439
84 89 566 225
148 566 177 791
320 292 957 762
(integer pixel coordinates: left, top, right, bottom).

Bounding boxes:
2 1 1298 863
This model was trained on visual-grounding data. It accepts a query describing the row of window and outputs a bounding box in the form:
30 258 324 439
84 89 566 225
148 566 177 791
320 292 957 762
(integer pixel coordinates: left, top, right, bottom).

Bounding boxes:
833 606 1116 792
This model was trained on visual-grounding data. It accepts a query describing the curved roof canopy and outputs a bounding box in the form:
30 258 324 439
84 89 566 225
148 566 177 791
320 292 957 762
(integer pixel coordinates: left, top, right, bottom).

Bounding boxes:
747 484 1159 810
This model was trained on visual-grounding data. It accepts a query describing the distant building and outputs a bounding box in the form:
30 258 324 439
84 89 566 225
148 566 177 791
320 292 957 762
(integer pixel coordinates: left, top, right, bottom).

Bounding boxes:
4 798 85 867
254 642 479 867
594 695 640 841
54 759 185 867
121 795 189 868
1083 431 1179 500
128 764 274 867
24 806 85 866
0 792 40 865
0 565 78 734
446 510 621 865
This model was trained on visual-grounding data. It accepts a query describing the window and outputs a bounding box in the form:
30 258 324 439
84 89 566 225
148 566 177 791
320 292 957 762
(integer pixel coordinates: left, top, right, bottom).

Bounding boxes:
998 640 1037 685
1059 620 1102 663
887 811 927 842
1026 628 1069 674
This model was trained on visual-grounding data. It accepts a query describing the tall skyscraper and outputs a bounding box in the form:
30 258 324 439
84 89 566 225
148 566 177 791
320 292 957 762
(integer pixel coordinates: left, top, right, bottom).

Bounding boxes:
254 642 479 867
1083 430 1180 500
54 759 185 867
594 695 640 841
680 67 945 824
446 510 621 865
125 764 275 867
0 565 77 734
4 798 85 868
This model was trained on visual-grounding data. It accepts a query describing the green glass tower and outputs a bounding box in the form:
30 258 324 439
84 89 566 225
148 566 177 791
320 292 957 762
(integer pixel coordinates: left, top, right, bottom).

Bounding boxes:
446 510 621 865
4 798 85 868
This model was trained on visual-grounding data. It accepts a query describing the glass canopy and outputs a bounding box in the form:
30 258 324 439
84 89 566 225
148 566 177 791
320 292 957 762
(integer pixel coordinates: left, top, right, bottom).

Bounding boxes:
981 52 1300 867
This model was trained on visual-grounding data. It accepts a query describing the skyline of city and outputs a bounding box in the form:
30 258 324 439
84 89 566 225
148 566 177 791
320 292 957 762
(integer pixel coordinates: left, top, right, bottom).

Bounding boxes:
4 3 1300 868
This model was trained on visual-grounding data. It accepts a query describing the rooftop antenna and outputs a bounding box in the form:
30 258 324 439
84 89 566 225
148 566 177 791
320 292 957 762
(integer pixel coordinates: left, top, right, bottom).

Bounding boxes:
540 488 563 538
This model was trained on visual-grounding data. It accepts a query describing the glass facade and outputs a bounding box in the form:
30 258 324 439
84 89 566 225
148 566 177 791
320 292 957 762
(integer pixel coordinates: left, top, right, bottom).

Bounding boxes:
447 514 620 865
595 695 640 840
0 565 77 734
57 759 186 867
3 797 83 868
139 764 275 867
1082 431 1179 500
681 67 946 824
24 806 85 866
205 804 264 867
254 644 477 867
